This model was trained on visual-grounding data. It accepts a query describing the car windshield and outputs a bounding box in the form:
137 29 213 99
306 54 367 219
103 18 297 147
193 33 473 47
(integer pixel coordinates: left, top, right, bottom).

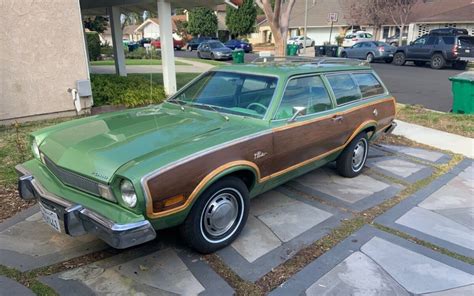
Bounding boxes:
169 71 278 118
209 41 225 49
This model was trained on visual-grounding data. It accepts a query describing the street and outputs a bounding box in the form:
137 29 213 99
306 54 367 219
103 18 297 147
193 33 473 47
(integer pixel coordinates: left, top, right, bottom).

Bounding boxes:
175 50 464 112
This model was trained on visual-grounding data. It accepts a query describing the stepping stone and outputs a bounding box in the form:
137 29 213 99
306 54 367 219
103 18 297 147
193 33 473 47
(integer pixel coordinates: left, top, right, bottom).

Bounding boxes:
305 252 408 296
42 247 233 296
0 276 35 296
380 145 449 163
367 157 432 183
361 237 474 294
294 168 389 204
0 207 107 271
395 207 474 250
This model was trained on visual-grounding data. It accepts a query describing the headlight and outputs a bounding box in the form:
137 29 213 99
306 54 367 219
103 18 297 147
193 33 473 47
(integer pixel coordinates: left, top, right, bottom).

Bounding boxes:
120 180 137 208
32 140 40 159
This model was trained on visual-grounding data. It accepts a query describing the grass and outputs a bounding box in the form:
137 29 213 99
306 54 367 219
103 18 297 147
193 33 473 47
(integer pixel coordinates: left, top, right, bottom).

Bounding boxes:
90 59 189 66
396 104 474 138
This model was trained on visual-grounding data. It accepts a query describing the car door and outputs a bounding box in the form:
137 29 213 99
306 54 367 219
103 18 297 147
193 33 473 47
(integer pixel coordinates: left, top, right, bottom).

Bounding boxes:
351 42 364 58
267 75 339 183
419 36 439 59
361 42 374 58
201 43 211 58
407 36 427 59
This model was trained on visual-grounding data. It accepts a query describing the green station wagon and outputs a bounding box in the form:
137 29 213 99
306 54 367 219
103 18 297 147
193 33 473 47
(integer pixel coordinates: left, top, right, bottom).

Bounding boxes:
17 58 396 253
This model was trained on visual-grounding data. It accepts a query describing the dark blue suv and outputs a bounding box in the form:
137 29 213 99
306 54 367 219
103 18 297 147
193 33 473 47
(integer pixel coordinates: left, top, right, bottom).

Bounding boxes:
224 39 253 53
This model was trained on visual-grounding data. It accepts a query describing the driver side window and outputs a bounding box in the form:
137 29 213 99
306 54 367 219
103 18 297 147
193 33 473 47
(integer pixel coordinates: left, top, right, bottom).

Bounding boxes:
274 76 333 120
414 37 427 45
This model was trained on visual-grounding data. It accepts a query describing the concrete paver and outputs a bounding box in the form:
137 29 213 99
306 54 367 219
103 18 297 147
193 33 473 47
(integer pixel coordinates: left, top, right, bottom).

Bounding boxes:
0 276 35 296
379 144 449 164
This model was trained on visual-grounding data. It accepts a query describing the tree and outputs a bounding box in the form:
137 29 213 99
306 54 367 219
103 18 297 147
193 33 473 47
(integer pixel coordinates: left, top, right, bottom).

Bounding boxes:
122 12 143 29
341 0 389 38
175 20 190 40
226 0 257 38
385 0 417 45
255 0 296 56
187 7 218 37
83 16 109 33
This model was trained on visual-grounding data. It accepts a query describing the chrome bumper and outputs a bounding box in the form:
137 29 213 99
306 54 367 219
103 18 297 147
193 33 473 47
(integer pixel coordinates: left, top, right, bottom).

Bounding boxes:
16 165 156 249
384 121 397 134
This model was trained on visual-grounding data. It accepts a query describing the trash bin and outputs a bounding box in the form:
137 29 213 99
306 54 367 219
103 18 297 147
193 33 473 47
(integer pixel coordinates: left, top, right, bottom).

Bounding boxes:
315 45 325 57
286 44 299 56
128 43 139 52
449 71 474 114
325 45 339 57
232 49 245 64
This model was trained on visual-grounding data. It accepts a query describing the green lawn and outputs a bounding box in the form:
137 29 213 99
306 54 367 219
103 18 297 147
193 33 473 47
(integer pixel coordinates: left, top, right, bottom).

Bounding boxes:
90 59 189 66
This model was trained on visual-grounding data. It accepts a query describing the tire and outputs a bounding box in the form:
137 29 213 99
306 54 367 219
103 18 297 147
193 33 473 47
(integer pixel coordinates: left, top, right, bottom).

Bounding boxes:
384 58 393 63
336 132 369 178
414 61 426 67
210 53 215 60
393 52 406 66
453 61 467 70
430 54 445 69
366 53 375 63
180 176 249 254
341 52 347 58
187 45 192 51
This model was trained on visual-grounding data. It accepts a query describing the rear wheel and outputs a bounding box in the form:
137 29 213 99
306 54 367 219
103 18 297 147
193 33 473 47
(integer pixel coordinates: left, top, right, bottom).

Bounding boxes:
366 53 375 63
393 52 406 66
180 176 249 254
414 61 426 67
430 54 445 69
336 132 369 178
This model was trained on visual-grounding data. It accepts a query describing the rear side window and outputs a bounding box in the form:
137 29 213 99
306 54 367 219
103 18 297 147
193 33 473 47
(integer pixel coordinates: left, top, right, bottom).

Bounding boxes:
326 74 361 105
442 37 455 45
352 73 385 97
426 36 439 45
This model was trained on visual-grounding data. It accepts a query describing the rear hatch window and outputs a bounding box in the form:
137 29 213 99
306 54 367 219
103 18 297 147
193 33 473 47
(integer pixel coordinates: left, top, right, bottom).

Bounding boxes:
457 36 474 48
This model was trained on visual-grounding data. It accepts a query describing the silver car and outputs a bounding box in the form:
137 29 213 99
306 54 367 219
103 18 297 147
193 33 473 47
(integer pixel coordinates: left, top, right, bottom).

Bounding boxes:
197 40 233 60
340 41 396 63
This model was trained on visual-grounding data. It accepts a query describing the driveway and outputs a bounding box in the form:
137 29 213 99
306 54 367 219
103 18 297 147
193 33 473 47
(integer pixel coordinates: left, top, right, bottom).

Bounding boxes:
1 143 472 295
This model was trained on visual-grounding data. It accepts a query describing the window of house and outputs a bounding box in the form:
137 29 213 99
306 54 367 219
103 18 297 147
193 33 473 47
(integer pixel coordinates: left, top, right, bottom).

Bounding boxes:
326 74 362 105
352 73 385 98
274 76 332 120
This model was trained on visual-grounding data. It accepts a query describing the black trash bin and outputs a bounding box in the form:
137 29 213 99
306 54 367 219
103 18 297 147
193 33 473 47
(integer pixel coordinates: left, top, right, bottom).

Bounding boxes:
325 45 338 57
315 45 326 57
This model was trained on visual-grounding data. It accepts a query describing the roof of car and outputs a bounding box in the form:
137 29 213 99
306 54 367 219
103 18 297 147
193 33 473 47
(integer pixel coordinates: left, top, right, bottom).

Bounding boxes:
214 62 372 78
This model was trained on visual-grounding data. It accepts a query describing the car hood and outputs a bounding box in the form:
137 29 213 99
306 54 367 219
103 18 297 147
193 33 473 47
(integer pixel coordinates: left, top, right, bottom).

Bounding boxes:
36 105 229 183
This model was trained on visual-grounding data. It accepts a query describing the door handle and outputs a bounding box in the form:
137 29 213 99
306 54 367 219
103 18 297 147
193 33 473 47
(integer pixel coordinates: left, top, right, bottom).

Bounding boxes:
332 115 344 122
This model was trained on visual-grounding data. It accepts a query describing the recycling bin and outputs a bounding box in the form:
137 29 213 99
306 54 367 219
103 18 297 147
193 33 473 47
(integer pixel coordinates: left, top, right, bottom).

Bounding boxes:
232 49 245 64
449 71 474 114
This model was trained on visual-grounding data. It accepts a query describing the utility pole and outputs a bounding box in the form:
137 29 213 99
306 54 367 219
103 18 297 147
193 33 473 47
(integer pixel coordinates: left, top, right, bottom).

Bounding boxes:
303 0 308 54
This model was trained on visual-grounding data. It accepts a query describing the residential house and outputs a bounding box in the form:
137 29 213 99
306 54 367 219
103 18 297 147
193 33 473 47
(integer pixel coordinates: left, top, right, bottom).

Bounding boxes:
99 24 142 45
134 15 187 40
248 15 270 44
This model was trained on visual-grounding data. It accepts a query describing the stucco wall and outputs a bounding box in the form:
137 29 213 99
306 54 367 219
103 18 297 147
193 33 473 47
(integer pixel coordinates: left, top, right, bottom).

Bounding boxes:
144 23 160 39
0 0 91 123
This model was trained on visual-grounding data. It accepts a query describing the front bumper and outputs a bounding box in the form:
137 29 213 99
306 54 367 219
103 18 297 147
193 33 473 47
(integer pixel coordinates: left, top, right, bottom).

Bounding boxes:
16 165 156 249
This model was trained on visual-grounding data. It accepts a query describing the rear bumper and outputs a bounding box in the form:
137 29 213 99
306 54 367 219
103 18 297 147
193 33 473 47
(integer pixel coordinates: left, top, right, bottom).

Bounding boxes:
16 164 156 249
384 121 397 134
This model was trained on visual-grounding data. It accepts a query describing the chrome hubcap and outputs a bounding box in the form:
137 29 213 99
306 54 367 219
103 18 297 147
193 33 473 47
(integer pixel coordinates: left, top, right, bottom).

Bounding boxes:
203 192 239 237
352 139 367 171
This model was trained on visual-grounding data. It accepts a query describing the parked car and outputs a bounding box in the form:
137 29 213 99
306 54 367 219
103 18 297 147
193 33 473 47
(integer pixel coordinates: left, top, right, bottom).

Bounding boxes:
224 39 253 53
340 41 396 63
16 59 396 253
342 31 374 48
150 38 185 50
197 40 233 60
137 38 152 47
384 33 408 46
186 36 216 51
393 29 474 70
288 36 315 48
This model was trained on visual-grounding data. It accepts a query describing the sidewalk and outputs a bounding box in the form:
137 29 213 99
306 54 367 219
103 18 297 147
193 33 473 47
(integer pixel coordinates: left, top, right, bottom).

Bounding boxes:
393 120 474 158
90 58 214 74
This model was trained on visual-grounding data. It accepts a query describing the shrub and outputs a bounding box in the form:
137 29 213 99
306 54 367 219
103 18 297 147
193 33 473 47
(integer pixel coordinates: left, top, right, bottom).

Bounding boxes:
91 74 166 107
100 44 114 57
125 47 161 59
86 32 101 61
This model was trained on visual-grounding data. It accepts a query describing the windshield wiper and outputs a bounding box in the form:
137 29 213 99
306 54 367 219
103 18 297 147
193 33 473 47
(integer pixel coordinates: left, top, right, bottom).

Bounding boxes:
188 102 230 121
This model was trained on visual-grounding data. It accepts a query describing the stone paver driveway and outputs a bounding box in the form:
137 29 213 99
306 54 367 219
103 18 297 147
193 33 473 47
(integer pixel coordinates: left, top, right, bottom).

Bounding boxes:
1 144 472 295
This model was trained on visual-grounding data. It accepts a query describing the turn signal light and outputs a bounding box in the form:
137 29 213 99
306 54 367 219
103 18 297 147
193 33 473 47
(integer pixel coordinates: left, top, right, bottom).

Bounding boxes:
154 194 186 211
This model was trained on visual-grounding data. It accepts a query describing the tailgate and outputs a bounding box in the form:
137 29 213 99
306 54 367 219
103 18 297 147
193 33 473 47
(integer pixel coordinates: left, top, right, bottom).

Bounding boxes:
457 36 474 57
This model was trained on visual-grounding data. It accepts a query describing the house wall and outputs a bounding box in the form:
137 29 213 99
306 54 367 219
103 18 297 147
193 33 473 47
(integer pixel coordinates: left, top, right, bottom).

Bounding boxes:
410 22 474 40
143 23 160 39
0 0 92 124
305 26 345 45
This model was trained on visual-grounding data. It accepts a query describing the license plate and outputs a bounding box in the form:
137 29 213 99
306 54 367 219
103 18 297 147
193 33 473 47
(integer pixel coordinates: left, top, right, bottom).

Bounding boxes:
389 54 393 57
40 204 61 232
465 49 470 53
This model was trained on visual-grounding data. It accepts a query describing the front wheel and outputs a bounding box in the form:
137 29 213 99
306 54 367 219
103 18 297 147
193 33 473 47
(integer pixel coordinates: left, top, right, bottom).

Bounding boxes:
336 132 369 178
366 53 375 63
187 45 192 51
180 176 249 254
393 52 406 66
197 52 202 59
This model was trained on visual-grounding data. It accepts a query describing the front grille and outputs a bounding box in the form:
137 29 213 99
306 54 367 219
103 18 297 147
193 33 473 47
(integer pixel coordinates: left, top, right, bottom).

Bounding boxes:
43 155 101 196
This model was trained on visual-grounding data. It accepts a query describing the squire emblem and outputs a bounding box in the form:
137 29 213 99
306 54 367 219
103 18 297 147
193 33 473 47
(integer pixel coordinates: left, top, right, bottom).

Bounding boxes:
254 151 268 160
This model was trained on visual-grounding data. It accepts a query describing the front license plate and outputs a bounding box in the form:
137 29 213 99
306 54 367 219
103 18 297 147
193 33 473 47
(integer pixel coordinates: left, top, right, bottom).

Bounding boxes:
40 204 61 233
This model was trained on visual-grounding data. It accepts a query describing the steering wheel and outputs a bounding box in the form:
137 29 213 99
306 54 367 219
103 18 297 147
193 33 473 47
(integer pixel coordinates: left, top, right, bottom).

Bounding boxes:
246 102 268 114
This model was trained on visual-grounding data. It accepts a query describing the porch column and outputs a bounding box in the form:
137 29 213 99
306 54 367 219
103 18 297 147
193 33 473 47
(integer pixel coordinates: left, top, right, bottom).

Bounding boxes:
157 0 177 95
407 23 416 43
109 6 126 76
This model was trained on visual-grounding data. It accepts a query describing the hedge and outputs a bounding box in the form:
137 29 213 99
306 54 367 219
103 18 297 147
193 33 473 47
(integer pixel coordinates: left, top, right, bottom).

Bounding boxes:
86 32 101 61
90 74 166 107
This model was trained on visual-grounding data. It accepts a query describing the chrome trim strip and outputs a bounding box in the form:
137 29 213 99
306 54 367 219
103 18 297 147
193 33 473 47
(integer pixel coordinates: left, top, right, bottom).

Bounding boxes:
140 129 272 200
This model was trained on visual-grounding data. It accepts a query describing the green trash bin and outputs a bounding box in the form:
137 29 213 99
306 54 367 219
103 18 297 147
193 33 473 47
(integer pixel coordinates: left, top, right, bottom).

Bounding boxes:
286 44 299 56
449 71 474 114
232 49 245 64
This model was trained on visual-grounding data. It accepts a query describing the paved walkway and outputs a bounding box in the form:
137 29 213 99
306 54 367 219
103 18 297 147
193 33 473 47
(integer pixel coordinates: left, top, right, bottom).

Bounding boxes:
90 58 215 74
0 144 472 295
394 120 474 158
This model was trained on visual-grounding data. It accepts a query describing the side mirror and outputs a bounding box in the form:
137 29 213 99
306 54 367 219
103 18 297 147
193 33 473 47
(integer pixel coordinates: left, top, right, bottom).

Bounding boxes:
288 106 307 123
